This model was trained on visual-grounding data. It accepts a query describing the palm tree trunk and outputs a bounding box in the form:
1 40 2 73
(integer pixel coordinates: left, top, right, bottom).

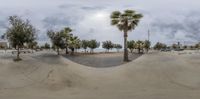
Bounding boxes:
124 32 129 62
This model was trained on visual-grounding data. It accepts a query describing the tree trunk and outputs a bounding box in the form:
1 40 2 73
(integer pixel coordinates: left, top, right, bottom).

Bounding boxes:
65 47 68 54
17 46 20 59
91 49 93 53
84 49 87 53
138 48 140 54
32 47 34 53
130 49 133 53
71 48 74 55
124 32 129 62
57 47 60 55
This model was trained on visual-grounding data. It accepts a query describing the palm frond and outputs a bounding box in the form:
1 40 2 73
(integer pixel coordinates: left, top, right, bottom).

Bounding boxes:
111 19 119 25
124 10 135 14
124 10 136 16
132 20 139 26
117 24 124 31
133 14 143 19
110 11 121 19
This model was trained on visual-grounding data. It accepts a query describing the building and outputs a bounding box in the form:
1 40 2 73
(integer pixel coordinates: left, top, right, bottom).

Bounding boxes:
0 40 8 49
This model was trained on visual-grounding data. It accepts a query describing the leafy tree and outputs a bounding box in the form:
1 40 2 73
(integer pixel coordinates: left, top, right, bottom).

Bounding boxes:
154 42 167 50
190 45 194 49
111 10 143 61
28 41 38 53
81 40 89 53
47 30 65 55
127 40 135 53
6 16 37 60
144 40 151 53
183 45 187 49
1 34 6 39
88 40 100 53
114 44 122 52
172 43 178 49
102 40 114 52
195 42 200 49
44 43 50 49
51 44 56 50
136 40 144 54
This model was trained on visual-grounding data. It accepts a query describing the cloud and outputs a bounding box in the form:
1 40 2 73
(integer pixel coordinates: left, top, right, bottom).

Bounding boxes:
150 11 200 43
42 16 76 29
0 0 200 45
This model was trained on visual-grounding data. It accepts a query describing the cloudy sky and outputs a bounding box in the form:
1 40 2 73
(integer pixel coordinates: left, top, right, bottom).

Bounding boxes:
0 0 200 45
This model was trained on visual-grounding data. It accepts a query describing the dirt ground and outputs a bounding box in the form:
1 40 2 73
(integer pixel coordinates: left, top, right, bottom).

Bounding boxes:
0 51 200 99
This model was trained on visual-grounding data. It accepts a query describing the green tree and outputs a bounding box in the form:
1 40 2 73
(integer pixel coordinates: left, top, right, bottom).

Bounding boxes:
127 40 135 53
172 43 178 49
195 42 200 49
110 10 143 61
114 44 122 52
44 43 50 49
28 41 38 53
6 16 37 60
47 30 65 55
60 27 72 54
154 42 167 50
81 40 89 53
102 40 114 52
183 45 187 49
144 40 151 53
88 40 100 53
136 40 144 54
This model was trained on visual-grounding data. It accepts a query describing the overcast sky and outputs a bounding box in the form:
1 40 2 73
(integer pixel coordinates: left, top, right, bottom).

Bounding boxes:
0 0 200 45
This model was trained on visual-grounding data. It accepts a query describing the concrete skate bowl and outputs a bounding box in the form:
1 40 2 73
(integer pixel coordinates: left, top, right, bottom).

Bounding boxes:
0 53 87 91
63 52 142 68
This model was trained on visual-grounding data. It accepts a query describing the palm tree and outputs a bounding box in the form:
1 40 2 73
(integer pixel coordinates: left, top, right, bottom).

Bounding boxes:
60 27 72 54
110 10 143 62
68 35 80 55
